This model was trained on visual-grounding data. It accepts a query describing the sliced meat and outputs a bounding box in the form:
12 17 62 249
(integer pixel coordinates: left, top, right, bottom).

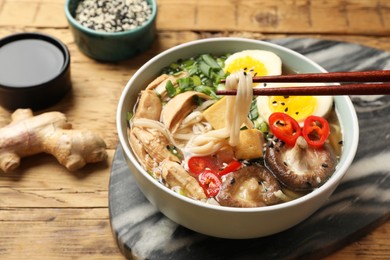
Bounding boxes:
161 160 207 200
133 90 162 121
161 91 210 133
129 127 179 170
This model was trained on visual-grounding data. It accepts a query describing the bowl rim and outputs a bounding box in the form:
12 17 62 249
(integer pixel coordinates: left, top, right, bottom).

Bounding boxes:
117 37 359 213
64 0 157 37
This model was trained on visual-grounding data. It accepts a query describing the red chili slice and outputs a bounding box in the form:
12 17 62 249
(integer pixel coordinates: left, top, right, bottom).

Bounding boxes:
188 156 219 175
302 115 330 148
218 160 242 176
269 112 301 146
198 171 221 197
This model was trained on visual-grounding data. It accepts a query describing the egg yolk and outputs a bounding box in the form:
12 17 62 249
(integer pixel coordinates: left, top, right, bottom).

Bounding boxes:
224 56 268 76
269 96 317 122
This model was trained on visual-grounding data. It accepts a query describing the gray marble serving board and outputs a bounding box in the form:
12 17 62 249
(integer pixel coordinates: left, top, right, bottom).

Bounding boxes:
109 38 390 260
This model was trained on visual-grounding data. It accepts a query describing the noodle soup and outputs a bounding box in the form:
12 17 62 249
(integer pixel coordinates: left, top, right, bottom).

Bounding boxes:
127 50 343 208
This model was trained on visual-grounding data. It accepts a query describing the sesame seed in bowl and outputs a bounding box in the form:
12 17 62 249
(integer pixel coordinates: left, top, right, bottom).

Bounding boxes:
74 0 153 33
64 0 157 62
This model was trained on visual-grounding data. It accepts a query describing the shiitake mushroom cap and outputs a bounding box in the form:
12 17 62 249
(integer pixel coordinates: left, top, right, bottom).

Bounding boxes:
264 137 337 191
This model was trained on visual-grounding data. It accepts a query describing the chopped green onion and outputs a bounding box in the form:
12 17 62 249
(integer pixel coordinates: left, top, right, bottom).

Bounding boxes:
178 77 191 90
249 99 259 120
182 58 195 68
201 77 212 87
188 65 198 76
167 144 183 160
170 63 180 70
201 54 221 70
216 57 227 68
191 75 202 86
194 85 211 95
199 61 211 77
165 80 176 98
160 53 229 101
258 121 269 134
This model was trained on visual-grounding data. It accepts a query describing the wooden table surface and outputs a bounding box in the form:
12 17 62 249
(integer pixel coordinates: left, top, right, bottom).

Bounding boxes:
0 0 389 259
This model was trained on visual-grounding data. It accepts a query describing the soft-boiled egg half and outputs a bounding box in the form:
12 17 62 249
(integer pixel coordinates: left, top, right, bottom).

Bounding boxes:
256 83 334 126
224 50 282 76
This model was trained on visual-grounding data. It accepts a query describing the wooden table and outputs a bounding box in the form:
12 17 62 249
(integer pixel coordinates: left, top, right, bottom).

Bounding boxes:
0 0 389 258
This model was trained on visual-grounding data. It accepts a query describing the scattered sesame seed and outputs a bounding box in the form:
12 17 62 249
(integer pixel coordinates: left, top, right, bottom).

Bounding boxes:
284 107 288 112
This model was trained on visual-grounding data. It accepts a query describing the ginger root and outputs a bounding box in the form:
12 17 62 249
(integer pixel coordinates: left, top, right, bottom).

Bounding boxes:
0 108 107 173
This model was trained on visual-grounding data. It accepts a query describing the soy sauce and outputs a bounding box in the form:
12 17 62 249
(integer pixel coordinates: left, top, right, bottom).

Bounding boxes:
0 39 64 87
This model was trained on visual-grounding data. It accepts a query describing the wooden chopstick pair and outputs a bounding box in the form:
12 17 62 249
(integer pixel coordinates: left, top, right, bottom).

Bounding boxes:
217 70 390 96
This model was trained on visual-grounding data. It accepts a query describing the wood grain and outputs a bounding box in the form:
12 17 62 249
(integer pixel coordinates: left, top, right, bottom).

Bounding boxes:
0 0 389 259
155 0 390 35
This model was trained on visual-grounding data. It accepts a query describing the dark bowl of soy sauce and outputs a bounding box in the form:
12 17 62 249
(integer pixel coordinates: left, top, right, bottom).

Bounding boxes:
0 32 71 111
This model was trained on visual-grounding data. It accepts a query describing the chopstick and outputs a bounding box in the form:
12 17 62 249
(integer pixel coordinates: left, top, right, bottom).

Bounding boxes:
217 70 390 96
245 70 390 83
217 83 390 96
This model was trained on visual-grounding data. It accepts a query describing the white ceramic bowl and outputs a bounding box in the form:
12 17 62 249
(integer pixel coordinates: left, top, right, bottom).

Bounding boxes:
116 38 359 239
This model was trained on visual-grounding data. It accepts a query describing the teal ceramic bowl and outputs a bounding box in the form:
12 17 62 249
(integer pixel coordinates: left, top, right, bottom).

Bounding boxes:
64 0 157 62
